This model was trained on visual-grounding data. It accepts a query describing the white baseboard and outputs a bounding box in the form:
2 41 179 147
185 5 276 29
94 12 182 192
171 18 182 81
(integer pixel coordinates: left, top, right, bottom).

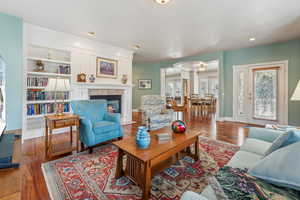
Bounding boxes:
216 117 234 122
121 120 136 125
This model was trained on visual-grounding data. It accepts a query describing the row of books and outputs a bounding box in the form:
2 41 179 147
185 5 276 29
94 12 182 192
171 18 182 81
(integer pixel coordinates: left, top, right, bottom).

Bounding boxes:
27 103 70 116
59 65 71 74
27 77 48 87
27 90 69 101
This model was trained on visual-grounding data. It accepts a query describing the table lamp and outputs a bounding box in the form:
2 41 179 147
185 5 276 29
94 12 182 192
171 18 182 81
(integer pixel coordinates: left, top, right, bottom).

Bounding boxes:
291 80 300 101
45 78 70 116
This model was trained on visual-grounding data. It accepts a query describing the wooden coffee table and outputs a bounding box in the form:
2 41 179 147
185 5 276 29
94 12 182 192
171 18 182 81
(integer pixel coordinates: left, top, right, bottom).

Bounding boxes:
113 129 201 200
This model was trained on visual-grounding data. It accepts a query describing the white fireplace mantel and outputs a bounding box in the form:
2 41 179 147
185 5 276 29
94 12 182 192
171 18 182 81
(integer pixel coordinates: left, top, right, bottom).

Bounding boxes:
71 83 133 124
74 82 134 88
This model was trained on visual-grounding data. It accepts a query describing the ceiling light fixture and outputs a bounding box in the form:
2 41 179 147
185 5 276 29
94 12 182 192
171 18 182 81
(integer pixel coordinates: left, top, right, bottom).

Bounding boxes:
87 32 96 37
132 44 141 50
154 0 171 5
249 37 256 42
74 42 81 47
198 63 206 71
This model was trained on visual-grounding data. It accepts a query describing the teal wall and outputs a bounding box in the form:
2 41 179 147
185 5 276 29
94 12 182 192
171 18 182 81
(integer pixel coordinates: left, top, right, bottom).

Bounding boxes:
133 39 300 125
223 40 300 125
0 13 23 130
133 62 161 109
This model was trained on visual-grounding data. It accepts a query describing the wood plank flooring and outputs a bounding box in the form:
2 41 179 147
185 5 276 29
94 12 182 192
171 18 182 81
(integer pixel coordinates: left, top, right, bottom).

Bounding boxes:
21 112 256 200
0 134 21 200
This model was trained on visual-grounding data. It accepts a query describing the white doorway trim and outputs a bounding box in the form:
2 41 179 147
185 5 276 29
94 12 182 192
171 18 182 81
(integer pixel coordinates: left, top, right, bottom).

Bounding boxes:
232 60 288 125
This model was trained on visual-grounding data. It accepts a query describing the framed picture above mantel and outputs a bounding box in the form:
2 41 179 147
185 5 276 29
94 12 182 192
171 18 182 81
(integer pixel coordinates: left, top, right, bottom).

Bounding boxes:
96 57 118 78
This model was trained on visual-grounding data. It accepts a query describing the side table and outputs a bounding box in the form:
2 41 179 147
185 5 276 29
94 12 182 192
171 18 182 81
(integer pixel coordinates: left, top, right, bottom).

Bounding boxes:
45 114 80 158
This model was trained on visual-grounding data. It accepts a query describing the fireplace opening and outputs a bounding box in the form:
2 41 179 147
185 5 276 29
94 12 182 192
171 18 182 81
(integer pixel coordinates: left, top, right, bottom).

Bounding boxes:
89 95 122 114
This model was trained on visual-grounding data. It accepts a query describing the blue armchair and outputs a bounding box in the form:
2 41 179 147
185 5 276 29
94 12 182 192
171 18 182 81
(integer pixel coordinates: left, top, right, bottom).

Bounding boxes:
70 100 123 153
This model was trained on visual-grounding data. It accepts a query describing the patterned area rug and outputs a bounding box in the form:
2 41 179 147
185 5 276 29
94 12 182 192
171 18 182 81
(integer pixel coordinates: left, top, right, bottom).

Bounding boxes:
42 136 239 200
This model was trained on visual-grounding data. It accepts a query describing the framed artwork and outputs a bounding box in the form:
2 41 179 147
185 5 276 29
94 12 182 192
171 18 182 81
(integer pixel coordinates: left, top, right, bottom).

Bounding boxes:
96 57 118 78
138 79 152 89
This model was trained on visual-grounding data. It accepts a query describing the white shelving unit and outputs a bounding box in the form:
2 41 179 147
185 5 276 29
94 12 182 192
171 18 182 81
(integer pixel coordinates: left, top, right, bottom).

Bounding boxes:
28 57 71 65
25 45 72 129
27 71 71 77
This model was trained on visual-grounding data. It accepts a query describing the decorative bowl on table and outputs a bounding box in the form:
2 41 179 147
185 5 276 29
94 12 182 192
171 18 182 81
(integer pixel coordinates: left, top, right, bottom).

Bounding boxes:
171 120 186 133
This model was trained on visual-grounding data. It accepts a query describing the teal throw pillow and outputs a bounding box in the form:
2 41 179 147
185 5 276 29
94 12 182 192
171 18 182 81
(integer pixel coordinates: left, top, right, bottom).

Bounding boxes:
264 131 291 156
281 129 300 148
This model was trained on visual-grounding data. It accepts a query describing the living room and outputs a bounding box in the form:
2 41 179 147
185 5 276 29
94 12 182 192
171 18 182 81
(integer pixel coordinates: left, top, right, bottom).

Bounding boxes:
1 0 300 200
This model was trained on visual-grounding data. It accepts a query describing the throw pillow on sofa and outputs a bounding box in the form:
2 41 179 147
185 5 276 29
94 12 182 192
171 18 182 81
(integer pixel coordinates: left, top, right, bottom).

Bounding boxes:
263 131 291 156
249 141 300 191
280 129 300 148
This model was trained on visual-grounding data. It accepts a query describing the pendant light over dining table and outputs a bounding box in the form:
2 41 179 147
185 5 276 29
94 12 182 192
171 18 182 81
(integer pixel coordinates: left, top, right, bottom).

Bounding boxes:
154 0 171 5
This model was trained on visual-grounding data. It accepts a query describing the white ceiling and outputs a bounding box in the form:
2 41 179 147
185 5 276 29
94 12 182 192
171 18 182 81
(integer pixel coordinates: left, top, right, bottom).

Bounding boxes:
1 0 300 62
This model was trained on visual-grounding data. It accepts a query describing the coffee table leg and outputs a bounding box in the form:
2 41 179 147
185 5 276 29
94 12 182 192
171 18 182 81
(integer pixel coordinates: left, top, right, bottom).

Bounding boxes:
194 137 200 161
115 148 124 178
142 161 151 200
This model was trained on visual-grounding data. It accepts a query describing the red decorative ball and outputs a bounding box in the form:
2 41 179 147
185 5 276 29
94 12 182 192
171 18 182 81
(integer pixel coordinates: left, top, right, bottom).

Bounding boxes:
171 120 186 133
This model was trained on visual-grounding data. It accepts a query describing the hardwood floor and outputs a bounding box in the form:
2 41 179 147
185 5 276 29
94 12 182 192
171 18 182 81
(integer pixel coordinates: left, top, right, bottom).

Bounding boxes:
21 112 255 200
0 135 21 200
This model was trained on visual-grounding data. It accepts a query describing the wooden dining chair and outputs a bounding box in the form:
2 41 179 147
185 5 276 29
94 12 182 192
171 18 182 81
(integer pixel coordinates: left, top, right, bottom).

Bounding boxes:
171 97 188 120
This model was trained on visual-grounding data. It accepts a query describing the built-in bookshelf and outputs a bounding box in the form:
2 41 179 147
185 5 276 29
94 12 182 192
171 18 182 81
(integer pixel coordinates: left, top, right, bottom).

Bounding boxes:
25 45 72 122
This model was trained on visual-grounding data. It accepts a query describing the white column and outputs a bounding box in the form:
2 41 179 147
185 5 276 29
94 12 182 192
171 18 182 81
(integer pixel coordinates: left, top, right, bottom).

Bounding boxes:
190 70 199 94
160 68 166 96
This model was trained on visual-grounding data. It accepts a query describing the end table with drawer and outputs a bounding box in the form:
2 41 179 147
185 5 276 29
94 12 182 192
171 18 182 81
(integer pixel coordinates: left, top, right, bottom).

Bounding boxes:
45 114 80 158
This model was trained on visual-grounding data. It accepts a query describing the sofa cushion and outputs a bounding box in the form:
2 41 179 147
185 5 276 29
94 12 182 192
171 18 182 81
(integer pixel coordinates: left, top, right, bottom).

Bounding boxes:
264 131 291 156
240 138 272 156
249 141 300 191
93 121 119 134
180 191 208 200
226 150 263 169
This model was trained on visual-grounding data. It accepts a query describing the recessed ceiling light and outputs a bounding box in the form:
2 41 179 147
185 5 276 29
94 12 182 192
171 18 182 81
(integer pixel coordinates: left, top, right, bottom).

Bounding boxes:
132 44 141 50
249 37 256 42
87 32 96 37
154 0 171 5
74 42 81 47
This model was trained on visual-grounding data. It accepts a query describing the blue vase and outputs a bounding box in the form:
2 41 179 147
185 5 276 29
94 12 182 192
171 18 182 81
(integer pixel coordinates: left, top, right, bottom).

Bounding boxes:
136 126 150 149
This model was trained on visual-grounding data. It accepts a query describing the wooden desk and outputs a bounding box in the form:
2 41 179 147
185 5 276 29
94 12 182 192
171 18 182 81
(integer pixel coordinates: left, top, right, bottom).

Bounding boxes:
45 114 80 158
113 130 201 200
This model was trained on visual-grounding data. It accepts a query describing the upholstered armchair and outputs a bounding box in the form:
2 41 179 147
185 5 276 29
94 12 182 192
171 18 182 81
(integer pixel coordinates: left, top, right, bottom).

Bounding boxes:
140 95 174 130
70 100 123 153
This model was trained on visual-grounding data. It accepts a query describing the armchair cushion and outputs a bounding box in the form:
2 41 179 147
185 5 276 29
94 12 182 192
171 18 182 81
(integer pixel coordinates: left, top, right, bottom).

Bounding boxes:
93 121 120 134
71 100 123 147
71 100 107 123
104 113 121 123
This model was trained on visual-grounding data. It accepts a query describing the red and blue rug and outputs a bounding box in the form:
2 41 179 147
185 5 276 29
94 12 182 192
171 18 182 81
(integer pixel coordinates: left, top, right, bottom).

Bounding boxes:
42 136 239 200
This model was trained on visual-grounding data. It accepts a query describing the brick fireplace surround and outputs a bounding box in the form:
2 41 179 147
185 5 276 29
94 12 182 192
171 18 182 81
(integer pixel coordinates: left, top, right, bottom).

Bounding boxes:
72 83 133 124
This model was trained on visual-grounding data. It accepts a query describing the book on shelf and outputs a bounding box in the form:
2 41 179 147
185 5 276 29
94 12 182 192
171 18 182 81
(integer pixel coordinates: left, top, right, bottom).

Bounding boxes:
58 65 71 74
27 102 70 116
27 90 69 101
27 77 48 87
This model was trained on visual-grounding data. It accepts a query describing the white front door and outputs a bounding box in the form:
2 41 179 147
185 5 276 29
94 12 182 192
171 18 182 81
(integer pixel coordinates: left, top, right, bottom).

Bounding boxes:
233 61 288 125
